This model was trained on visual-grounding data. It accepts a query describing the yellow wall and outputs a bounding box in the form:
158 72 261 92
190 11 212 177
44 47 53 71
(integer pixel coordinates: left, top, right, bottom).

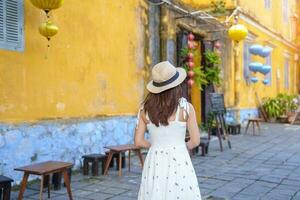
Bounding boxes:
180 0 236 9
239 0 297 41
237 19 299 109
0 0 146 123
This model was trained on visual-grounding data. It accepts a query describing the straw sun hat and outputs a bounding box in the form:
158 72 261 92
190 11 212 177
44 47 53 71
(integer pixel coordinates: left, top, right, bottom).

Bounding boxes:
147 61 187 94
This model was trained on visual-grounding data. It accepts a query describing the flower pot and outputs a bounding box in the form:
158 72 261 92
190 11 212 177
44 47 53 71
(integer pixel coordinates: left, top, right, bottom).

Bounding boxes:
269 117 277 123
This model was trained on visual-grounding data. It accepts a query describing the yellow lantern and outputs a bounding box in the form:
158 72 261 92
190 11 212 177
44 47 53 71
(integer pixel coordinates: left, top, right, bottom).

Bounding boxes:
30 0 64 14
39 21 58 41
228 24 248 41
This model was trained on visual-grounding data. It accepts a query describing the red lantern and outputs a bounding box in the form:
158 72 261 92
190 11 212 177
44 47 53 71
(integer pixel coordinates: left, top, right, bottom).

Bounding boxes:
188 70 194 78
214 40 222 49
188 61 195 68
188 79 194 86
187 52 194 59
188 33 195 41
188 42 194 49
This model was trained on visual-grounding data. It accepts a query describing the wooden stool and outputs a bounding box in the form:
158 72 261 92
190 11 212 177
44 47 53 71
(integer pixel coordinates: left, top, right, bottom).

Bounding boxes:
15 161 73 200
0 175 13 200
104 144 144 176
82 154 107 176
227 123 241 135
245 118 263 135
43 168 72 190
199 137 210 156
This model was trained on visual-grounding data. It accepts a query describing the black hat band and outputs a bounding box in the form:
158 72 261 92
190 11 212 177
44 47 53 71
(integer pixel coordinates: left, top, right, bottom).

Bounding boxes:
153 71 179 87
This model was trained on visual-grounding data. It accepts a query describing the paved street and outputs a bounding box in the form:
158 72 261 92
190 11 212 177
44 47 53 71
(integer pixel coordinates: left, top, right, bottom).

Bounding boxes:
11 123 300 200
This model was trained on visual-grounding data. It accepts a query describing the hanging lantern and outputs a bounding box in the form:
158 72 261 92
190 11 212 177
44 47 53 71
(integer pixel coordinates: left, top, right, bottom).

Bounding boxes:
187 53 194 60
258 65 271 75
188 33 195 41
188 70 194 78
214 40 222 49
259 47 272 57
263 79 270 85
188 79 194 86
249 44 263 55
188 41 194 49
188 61 195 68
30 0 64 15
250 77 259 83
228 24 248 41
249 62 263 73
39 21 58 41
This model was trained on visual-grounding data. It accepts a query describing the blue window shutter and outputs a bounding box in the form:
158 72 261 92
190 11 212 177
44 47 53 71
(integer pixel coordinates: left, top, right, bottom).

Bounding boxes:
0 0 24 51
243 41 251 84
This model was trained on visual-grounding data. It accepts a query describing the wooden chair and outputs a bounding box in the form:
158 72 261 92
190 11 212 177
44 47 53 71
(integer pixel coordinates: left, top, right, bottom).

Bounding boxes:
103 144 144 176
0 175 13 200
245 118 263 135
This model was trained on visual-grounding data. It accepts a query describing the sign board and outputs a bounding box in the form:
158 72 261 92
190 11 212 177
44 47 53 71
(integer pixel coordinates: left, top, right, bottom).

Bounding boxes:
209 93 226 114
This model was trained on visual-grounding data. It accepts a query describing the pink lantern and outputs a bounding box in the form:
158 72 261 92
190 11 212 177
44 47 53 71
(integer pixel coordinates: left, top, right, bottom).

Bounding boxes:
188 70 194 78
188 61 195 68
187 52 194 59
188 33 195 41
188 79 194 86
188 42 194 49
214 40 222 49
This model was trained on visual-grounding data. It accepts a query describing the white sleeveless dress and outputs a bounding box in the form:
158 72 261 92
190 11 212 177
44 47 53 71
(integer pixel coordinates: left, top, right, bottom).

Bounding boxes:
137 98 202 200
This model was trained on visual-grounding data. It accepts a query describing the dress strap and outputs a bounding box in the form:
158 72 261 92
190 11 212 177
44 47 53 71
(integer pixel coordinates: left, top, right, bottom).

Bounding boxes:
178 97 190 120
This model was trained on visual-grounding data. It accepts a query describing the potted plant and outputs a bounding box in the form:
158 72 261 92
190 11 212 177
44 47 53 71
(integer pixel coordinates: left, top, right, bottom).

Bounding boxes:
262 97 282 122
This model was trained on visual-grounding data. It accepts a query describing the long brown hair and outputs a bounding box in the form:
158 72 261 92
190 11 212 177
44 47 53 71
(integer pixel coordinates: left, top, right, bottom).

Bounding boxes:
144 85 183 127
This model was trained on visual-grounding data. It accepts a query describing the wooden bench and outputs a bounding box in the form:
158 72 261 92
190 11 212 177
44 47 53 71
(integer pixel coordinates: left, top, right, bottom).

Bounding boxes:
15 161 73 200
104 144 144 176
245 118 263 135
0 175 13 200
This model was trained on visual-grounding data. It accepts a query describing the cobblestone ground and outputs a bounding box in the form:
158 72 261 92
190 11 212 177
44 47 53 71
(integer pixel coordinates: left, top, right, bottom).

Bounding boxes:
11 123 300 200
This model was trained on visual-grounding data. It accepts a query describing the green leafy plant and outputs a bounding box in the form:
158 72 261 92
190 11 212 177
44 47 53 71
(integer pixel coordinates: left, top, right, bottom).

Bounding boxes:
210 0 227 14
203 50 222 86
262 97 282 118
193 66 208 90
276 93 298 115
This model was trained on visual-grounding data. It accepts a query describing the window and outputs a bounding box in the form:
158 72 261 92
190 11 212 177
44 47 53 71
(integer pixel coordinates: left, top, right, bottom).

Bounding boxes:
264 0 271 9
282 0 289 23
265 51 272 86
284 57 290 89
0 0 24 51
243 41 251 84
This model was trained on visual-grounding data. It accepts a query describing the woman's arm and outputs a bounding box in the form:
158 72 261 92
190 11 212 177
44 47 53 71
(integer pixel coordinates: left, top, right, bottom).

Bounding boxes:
186 103 200 150
134 110 151 148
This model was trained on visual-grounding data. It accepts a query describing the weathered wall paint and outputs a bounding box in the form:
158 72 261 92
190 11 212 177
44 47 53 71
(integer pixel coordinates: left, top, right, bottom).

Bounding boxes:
0 0 146 123
0 116 136 183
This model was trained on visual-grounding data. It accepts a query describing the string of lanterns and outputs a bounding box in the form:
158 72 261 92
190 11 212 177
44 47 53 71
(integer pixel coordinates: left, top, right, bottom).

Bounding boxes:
248 44 272 85
187 33 196 87
30 0 64 57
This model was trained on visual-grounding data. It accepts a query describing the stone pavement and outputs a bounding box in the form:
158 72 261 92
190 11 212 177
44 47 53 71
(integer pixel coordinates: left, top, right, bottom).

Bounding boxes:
10 123 300 200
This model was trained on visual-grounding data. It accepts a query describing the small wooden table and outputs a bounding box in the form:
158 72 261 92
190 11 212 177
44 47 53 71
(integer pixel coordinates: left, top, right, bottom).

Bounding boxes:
104 144 144 176
245 118 263 135
15 161 73 200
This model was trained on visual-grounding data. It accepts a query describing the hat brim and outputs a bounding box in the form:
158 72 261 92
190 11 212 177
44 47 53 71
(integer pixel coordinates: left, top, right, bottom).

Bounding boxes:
146 68 187 94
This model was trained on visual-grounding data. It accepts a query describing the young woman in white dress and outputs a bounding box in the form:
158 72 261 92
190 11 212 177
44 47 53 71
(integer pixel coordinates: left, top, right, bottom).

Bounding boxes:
135 61 202 200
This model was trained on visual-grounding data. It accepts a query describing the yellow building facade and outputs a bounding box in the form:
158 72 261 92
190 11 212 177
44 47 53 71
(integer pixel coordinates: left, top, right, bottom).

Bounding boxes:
177 0 300 122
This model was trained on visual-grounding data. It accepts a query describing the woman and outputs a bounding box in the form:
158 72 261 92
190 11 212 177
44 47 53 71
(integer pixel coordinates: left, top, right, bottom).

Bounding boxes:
135 61 202 200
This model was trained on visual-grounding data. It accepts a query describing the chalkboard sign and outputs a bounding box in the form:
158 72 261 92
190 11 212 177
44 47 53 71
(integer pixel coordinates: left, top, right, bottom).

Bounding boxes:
209 93 226 114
